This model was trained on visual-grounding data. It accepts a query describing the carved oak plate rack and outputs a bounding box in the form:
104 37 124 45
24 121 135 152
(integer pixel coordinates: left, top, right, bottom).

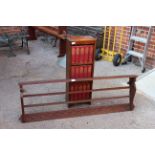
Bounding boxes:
19 75 136 123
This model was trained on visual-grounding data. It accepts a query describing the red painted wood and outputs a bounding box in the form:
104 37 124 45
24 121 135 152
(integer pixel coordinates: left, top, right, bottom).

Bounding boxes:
66 36 96 105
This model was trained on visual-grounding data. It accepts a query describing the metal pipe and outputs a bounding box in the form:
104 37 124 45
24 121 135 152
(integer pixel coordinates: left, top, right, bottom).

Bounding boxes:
119 26 124 53
107 26 112 51
103 26 107 50
112 26 117 52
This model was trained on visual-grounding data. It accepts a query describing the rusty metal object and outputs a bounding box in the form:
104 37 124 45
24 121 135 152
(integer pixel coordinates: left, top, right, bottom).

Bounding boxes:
19 75 137 123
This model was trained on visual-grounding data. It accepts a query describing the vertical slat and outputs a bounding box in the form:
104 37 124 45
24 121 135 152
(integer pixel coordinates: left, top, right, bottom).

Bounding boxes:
19 84 26 122
28 26 36 40
58 26 67 57
129 77 136 110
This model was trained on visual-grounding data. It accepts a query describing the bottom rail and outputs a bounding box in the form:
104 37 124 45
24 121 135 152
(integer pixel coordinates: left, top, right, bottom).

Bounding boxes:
21 103 131 122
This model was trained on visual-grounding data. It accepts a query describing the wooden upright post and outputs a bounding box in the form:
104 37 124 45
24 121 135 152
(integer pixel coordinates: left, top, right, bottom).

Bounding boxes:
28 26 37 40
129 77 136 110
19 84 26 122
58 26 67 57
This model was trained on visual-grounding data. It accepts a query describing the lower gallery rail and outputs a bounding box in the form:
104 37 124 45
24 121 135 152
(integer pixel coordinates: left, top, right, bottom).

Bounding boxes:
19 75 137 122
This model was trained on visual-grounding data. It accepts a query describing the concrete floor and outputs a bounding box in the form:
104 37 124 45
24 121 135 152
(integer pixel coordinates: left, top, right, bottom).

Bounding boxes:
137 69 155 101
0 39 155 128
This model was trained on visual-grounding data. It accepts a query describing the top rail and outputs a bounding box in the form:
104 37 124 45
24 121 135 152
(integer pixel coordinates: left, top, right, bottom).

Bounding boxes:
19 75 137 86
33 26 66 40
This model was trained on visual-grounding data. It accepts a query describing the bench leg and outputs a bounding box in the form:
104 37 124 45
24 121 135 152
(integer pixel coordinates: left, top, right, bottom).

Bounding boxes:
21 37 30 55
25 38 30 55
129 77 136 110
58 39 66 57
8 41 16 57
28 27 37 40
53 38 57 47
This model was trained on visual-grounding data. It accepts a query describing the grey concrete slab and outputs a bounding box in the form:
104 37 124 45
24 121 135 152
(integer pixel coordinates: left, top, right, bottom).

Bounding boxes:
137 69 155 101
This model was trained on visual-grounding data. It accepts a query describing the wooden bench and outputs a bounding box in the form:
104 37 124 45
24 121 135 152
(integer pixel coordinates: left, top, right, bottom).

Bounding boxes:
28 26 67 57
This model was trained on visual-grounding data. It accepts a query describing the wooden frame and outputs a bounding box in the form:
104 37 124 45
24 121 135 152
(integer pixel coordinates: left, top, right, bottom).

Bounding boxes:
19 75 137 123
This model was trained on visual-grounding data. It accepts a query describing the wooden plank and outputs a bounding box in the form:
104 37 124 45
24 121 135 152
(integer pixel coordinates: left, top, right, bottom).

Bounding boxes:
33 26 65 40
22 86 129 98
19 75 137 86
21 104 131 122
24 95 129 108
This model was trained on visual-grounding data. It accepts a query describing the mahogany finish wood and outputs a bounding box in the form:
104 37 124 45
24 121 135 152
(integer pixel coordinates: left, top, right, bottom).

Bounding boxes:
24 95 129 108
19 75 137 123
20 75 137 85
22 86 129 98
28 27 36 40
